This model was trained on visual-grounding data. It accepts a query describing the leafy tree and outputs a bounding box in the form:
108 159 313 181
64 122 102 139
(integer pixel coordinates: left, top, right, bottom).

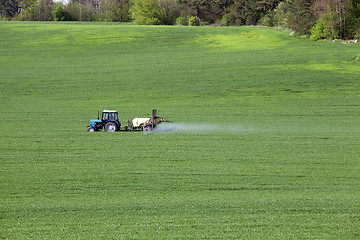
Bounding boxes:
14 0 53 20
130 0 179 25
158 0 180 24
33 0 53 20
65 1 93 21
66 0 97 21
273 1 290 27
177 0 231 23
52 3 71 20
312 0 359 39
310 13 339 39
130 0 160 24
221 0 248 26
101 0 131 22
220 0 282 26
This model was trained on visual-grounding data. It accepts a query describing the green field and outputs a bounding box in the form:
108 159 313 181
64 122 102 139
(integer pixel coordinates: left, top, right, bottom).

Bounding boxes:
1 22 360 239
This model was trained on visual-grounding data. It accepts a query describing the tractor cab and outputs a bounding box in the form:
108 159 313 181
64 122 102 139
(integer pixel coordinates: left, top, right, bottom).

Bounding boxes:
102 110 118 121
87 110 121 132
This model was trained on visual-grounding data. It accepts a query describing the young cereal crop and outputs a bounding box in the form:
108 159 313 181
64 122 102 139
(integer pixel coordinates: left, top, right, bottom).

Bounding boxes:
1 22 360 239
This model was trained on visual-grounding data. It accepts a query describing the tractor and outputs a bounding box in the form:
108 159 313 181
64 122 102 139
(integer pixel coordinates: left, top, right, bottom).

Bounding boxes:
87 109 168 132
87 110 121 132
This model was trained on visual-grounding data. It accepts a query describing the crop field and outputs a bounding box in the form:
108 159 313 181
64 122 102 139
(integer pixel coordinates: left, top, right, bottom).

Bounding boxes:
1 21 360 239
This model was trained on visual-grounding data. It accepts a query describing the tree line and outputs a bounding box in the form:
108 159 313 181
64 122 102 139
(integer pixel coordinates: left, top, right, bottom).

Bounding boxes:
1 0 359 39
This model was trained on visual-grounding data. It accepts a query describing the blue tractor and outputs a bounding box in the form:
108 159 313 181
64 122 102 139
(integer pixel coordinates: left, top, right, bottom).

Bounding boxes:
87 109 121 132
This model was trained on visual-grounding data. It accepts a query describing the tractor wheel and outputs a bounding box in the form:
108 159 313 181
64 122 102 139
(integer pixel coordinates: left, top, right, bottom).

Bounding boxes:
105 122 117 132
142 125 152 132
87 126 95 132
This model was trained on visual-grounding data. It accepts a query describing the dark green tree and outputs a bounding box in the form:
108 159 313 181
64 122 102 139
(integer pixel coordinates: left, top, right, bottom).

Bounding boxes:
288 0 315 34
0 0 20 18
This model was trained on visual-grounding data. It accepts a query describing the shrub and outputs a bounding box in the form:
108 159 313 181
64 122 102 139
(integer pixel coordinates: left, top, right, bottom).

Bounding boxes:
200 20 210 26
189 16 200 26
259 12 275 27
176 16 187 25
91 13 106 22
310 14 340 40
310 21 326 40
221 14 231 26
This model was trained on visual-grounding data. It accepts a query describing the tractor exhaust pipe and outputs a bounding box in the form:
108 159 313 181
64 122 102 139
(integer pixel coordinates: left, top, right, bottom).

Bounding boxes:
152 109 157 119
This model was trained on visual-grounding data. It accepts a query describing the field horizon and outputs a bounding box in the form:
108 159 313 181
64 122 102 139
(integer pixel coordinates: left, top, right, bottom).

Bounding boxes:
1 21 360 239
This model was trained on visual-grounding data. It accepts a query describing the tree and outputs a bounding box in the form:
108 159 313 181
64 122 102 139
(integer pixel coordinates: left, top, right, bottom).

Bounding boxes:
33 0 53 20
130 0 179 25
0 0 21 18
312 0 359 39
65 1 93 21
287 0 316 35
52 2 71 20
220 0 282 26
177 0 231 23
273 1 291 27
101 0 131 22
130 0 160 24
65 0 98 21
13 0 53 20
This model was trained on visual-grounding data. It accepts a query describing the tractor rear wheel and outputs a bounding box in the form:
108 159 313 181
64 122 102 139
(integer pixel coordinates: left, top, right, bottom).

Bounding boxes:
105 122 117 132
142 125 152 132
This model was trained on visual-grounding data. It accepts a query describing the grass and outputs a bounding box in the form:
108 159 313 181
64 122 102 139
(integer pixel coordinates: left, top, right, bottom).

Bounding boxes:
1 21 360 239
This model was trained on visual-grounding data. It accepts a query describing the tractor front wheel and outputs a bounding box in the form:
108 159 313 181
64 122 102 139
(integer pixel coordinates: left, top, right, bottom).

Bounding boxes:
105 122 117 132
87 126 95 132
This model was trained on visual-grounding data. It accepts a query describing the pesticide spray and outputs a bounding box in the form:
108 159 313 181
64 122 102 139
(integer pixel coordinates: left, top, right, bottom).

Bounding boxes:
148 122 254 134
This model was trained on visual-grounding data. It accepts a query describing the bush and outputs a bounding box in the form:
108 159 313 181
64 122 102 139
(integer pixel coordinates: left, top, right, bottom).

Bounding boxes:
259 12 275 27
310 21 326 40
176 16 187 25
310 14 340 40
200 20 210 26
91 13 105 22
188 16 200 26
221 14 231 26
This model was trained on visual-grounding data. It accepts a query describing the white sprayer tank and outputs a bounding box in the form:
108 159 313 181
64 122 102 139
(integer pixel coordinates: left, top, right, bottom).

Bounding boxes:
132 118 151 128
